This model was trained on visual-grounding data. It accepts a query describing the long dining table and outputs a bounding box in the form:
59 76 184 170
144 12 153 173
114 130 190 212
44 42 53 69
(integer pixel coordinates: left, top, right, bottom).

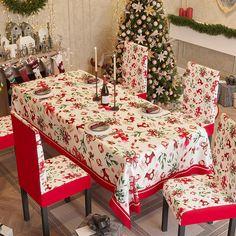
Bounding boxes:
11 70 213 228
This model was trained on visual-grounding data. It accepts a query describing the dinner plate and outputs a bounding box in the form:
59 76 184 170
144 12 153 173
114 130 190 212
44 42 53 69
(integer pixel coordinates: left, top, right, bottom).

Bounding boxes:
142 106 161 114
34 87 51 96
84 121 111 135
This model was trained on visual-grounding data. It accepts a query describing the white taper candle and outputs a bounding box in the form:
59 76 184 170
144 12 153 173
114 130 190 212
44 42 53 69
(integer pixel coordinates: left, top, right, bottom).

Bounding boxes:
94 47 98 72
113 54 116 81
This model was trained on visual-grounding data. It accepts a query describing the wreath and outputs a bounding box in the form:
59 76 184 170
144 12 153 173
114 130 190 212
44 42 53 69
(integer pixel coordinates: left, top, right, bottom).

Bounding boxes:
2 0 48 16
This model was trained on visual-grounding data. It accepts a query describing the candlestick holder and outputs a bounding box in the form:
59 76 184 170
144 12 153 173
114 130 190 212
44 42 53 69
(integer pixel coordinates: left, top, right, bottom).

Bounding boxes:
111 79 119 111
93 71 101 101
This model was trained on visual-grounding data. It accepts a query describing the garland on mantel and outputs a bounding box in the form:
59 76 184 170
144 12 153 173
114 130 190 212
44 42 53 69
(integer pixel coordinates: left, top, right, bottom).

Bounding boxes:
168 14 236 39
2 0 47 16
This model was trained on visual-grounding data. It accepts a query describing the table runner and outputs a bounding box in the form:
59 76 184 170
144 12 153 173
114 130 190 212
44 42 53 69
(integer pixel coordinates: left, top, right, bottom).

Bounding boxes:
11 70 212 228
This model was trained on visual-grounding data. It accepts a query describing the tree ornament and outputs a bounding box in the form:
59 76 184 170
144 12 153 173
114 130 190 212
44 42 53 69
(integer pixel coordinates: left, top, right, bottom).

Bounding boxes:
144 4 155 16
2 0 47 16
137 19 142 25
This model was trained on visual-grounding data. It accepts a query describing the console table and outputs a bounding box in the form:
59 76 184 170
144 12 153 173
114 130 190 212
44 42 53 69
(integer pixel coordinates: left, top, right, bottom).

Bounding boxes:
0 51 58 117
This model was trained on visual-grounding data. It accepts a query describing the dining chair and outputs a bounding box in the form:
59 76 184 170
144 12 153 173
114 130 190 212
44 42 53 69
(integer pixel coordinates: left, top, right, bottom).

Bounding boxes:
181 61 220 137
161 113 236 236
122 41 148 100
11 111 92 236
0 115 14 150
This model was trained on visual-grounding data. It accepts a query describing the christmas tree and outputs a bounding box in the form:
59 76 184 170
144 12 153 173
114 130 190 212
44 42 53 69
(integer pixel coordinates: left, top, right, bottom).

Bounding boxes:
110 0 182 104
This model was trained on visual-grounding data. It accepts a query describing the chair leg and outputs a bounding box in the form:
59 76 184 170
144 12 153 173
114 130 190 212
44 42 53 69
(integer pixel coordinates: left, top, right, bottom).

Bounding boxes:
20 188 30 221
228 218 236 236
64 197 71 203
178 225 185 236
85 188 92 216
161 196 169 232
41 207 50 236
208 135 212 144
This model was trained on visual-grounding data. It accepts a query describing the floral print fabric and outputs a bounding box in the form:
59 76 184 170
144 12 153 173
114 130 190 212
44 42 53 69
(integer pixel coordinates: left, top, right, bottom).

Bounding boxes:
163 113 236 225
0 115 13 137
122 41 148 94
44 155 89 192
212 113 236 201
11 70 212 226
11 111 89 194
182 61 220 125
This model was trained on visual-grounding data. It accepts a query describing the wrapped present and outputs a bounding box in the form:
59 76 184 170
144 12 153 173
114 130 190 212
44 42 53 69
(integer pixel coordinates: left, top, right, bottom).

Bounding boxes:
0 224 13 236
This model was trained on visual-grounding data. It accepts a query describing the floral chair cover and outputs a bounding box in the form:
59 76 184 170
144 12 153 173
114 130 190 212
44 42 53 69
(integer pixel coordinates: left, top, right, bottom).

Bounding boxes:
0 115 14 149
0 115 13 138
182 61 220 126
163 113 236 225
11 111 89 194
122 41 148 94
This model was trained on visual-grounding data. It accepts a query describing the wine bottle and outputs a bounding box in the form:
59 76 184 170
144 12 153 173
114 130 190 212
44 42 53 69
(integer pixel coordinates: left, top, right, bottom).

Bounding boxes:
101 75 109 106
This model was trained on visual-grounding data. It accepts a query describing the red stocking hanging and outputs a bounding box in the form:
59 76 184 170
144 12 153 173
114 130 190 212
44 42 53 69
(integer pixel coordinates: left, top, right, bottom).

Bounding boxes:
26 56 42 80
52 53 65 73
18 65 30 82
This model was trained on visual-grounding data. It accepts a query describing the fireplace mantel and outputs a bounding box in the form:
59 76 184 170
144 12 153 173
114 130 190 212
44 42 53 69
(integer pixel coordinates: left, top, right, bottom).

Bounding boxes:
169 23 236 57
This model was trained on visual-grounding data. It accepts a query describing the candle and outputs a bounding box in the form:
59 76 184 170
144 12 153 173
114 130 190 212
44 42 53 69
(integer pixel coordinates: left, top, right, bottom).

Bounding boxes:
186 7 193 19
113 54 116 81
94 47 98 72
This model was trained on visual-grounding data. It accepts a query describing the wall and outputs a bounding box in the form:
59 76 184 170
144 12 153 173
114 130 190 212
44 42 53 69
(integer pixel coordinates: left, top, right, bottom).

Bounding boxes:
163 0 236 77
0 0 236 77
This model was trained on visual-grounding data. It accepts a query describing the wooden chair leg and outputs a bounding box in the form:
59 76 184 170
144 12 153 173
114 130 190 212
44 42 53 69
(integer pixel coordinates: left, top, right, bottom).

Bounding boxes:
85 188 92 216
228 218 236 236
64 197 71 203
208 135 212 144
178 225 185 236
161 196 169 232
20 188 30 221
41 207 49 236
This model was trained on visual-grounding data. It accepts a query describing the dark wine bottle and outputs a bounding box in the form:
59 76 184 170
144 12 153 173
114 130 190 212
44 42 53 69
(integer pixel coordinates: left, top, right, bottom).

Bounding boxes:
101 75 109 106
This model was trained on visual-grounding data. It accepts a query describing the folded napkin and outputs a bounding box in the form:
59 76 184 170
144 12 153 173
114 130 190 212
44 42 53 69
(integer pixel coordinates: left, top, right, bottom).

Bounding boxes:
90 121 107 130
145 106 160 113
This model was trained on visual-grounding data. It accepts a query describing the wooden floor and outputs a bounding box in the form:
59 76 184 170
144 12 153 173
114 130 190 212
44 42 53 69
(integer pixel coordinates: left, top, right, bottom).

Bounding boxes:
0 105 235 236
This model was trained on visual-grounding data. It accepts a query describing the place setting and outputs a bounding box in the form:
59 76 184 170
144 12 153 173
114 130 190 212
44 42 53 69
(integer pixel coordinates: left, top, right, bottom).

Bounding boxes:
32 86 54 100
140 104 170 117
84 120 112 136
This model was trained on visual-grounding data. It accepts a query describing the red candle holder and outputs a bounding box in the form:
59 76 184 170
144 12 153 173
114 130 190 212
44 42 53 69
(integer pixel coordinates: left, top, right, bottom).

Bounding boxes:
186 7 193 19
179 7 184 17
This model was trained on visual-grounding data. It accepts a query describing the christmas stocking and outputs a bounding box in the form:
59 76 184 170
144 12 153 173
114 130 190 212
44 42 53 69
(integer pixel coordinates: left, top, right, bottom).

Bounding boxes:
52 53 65 73
18 65 30 82
41 56 53 76
26 56 42 80
3 64 17 97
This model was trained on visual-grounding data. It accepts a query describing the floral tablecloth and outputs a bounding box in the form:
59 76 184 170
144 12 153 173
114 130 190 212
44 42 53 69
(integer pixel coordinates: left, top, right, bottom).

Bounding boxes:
11 70 212 228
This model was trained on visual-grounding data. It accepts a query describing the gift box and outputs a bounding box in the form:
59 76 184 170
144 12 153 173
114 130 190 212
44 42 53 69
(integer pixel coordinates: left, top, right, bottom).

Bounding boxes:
74 214 123 236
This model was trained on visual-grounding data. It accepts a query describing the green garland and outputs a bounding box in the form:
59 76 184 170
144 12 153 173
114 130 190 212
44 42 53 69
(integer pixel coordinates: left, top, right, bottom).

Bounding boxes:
2 0 47 16
168 14 236 39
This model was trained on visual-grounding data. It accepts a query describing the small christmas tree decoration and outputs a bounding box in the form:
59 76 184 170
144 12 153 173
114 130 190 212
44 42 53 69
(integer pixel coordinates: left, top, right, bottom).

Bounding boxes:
109 0 182 104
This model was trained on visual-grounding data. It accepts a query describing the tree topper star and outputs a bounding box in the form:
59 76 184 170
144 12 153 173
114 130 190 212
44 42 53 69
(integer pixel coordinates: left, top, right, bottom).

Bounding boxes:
144 4 155 16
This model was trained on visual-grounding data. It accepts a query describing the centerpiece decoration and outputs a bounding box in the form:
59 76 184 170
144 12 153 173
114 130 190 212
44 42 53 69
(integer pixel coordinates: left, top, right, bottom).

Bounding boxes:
2 0 47 16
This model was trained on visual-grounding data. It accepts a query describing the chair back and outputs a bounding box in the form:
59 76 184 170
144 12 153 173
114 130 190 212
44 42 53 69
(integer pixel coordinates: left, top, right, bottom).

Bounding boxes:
122 41 148 94
182 61 220 124
212 113 236 201
11 112 47 200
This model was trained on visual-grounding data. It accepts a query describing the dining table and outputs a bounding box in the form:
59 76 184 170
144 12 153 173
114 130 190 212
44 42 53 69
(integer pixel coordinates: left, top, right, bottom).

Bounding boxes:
11 70 213 228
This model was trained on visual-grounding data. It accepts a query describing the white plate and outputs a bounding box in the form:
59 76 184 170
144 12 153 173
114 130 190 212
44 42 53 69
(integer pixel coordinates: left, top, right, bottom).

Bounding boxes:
141 108 171 117
142 106 161 114
84 122 111 135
